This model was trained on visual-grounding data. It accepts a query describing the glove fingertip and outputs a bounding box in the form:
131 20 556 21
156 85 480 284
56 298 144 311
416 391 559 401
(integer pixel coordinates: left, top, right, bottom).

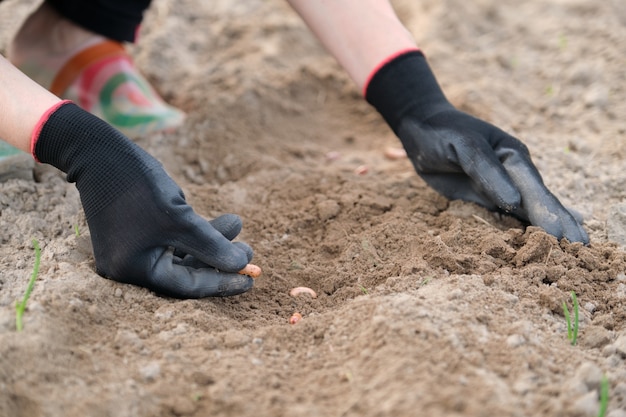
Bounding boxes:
566 224 590 246
492 186 521 214
209 214 243 240
149 249 255 298
221 273 255 296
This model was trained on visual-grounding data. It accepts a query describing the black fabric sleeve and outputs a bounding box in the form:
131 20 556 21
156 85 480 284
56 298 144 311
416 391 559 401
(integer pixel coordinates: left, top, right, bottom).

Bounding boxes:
45 0 152 42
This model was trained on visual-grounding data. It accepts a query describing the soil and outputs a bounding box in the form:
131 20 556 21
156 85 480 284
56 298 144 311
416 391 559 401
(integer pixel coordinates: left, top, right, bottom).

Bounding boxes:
1 0 626 416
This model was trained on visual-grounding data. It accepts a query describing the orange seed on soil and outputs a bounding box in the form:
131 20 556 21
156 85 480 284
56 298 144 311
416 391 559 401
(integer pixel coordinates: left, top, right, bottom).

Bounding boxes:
289 312 303 325
238 264 262 278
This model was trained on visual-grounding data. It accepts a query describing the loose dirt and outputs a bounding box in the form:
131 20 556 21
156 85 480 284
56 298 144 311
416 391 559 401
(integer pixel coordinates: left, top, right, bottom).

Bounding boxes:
1 0 625 416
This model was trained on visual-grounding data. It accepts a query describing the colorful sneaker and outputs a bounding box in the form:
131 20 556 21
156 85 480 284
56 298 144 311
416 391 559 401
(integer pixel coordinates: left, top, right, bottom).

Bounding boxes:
18 40 185 138
0 141 34 182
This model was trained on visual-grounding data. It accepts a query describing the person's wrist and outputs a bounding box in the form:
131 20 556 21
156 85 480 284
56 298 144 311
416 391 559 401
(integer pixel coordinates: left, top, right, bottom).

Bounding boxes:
364 50 453 133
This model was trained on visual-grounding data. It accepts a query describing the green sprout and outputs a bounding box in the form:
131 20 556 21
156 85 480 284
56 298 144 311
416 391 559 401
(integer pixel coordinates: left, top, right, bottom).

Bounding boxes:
359 285 368 294
73 224 80 237
15 239 42 332
562 291 579 346
289 260 303 270
597 374 609 417
558 33 568 50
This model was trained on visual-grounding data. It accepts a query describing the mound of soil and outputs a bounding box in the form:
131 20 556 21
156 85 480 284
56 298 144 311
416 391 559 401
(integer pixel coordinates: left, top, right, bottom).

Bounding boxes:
1 0 625 416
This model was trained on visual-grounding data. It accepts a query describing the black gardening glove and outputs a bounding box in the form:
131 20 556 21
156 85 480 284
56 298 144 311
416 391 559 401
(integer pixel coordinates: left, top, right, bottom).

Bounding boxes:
366 50 588 244
34 102 255 298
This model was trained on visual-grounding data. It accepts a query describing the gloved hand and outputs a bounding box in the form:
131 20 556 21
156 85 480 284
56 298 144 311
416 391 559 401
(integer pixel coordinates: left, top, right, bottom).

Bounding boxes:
33 101 255 298
366 50 588 244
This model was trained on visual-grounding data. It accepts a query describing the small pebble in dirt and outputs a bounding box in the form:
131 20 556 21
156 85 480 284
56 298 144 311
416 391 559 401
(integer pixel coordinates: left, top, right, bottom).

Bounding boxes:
139 361 161 382
447 288 463 300
574 362 603 392
114 288 123 297
222 331 250 349
580 325 612 349
28 301 45 313
613 333 626 358
583 302 596 313
191 371 214 386
502 293 519 306
608 409 626 417
114 329 144 352
602 344 616 358
607 202 626 248
317 200 340 221
68 298 84 311
169 397 197 415
569 391 600 417
506 334 526 348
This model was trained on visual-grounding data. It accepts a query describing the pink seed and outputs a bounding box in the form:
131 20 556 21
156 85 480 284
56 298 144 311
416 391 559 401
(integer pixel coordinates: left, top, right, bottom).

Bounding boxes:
354 165 368 175
289 312 303 325
384 147 407 160
326 151 341 161
289 287 318 298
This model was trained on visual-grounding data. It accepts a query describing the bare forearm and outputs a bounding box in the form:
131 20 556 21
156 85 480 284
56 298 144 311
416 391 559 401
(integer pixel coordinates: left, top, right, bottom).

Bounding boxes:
0 55 60 153
287 0 417 91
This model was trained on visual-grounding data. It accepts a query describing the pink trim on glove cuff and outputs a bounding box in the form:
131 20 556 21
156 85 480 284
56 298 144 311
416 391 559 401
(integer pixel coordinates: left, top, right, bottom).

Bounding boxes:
31 100 73 162
362 47 422 97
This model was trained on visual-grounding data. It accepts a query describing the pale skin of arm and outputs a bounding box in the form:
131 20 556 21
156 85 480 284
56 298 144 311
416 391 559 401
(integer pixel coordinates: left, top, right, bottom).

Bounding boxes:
287 0 417 91
0 54 60 153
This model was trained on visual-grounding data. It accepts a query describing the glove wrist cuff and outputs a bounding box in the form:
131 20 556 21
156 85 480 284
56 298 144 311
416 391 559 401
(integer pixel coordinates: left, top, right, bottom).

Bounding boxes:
33 101 157 218
30 100 73 162
362 47 422 97
365 50 452 132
